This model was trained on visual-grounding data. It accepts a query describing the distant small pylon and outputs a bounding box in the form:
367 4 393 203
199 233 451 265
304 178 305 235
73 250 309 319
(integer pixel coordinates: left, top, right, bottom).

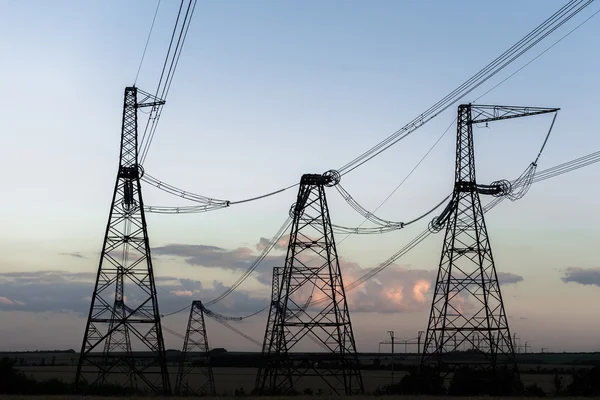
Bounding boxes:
255 267 282 389
175 301 216 395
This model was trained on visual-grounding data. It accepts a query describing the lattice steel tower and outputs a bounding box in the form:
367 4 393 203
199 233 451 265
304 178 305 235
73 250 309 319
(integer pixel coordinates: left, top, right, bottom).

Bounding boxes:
421 104 558 373
255 171 364 395
175 301 215 395
75 87 171 393
256 267 282 389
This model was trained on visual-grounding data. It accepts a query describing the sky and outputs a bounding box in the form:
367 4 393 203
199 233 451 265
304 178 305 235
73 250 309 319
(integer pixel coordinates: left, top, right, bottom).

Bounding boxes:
0 0 600 353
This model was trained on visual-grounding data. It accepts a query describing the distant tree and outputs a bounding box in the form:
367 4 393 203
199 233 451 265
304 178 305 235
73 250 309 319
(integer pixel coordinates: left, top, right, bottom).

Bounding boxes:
553 373 563 394
373 357 381 368
566 366 600 396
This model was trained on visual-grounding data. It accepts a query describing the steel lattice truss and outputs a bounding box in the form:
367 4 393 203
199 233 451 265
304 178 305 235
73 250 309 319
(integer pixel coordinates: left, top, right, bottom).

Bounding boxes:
255 172 364 396
175 301 216 395
256 267 283 389
75 87 171 394
420 103 558 374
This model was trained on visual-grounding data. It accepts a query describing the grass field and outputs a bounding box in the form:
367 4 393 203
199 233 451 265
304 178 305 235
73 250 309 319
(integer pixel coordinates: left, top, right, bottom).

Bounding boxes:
5 351 597 395
0 397 593 400
14 366 571 395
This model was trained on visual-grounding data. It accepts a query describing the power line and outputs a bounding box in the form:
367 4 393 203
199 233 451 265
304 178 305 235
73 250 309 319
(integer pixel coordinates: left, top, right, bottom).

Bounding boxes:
141 2 597 213
337 0 595 176
139 0 198 165
134 0 162 86
155 147 600 324
474 6 600 103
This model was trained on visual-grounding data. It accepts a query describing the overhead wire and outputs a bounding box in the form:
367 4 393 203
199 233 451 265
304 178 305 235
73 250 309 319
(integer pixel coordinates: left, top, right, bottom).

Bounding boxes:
155 148 600 330
134 0 162 86
142 173 299 210
138 0 198 165
310 137 599 307
473 5 600 103
161 303 190 318
154 142 600 322
140 0 199 165
207 313 262 347
143 1 598 313
336 0 594 176
329 117 455 240
139 0 186 154
330 194 451 235
140 0 597 214
203 217 292 306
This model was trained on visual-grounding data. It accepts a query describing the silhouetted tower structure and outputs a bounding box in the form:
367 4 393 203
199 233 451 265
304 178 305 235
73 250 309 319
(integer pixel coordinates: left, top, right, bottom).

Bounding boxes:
256 171 364 395
175 301 215 395
256 267 282 389
75 87 171 393
421 104 559 374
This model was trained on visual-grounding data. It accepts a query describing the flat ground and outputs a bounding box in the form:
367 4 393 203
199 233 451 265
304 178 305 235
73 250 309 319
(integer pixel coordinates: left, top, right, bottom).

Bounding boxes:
0 397 593 400
15 366 569 395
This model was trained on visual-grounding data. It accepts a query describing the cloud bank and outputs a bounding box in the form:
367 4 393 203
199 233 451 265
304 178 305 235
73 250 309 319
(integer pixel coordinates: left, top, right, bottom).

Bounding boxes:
0 237 525 317
561 267 600 287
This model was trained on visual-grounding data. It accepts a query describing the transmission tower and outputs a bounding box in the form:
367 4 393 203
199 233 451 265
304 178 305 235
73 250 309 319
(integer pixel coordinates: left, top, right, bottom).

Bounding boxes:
75 87 171 394
175 301 216 395
256 267 282 389
255 171 364 396
420 104 558 374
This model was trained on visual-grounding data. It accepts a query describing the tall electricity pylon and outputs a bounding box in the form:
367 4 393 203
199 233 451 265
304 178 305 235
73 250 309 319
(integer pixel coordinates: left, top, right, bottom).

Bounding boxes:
75 87 171 393
175 301 215 395
255 171 364 396
420 104 559 374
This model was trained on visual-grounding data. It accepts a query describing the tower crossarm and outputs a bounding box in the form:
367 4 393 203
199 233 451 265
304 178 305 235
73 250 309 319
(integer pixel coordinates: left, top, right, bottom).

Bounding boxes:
468 104 559 125
135 88 165 108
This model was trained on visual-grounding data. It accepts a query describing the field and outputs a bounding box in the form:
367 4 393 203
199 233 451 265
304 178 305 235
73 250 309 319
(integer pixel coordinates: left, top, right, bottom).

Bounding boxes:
0 397 594 400
4 351 599 395
13 366 571 395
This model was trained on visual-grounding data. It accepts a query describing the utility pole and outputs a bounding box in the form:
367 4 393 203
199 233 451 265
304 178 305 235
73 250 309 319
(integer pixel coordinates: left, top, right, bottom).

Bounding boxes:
417 331 424 356
388 331 395 385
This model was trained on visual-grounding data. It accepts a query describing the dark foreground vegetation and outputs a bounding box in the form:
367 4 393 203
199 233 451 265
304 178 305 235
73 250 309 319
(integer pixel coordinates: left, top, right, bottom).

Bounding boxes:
3 357 600 397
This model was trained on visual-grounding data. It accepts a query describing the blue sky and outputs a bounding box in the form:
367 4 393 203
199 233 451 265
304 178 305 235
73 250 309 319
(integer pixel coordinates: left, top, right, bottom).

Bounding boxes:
0 0 600 353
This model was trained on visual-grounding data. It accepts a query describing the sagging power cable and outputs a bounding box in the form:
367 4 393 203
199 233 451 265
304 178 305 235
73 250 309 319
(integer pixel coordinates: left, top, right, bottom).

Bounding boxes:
141 1 597 212
157 146 600 320
142 173 299 212
330 194 451 235
310 141 598 307
203 217 292 307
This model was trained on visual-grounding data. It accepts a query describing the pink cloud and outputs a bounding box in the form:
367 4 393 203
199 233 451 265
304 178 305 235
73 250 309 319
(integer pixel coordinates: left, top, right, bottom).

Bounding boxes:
283 258 436 314
171 290 194 297
0 296 23 306
256 234 290 252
